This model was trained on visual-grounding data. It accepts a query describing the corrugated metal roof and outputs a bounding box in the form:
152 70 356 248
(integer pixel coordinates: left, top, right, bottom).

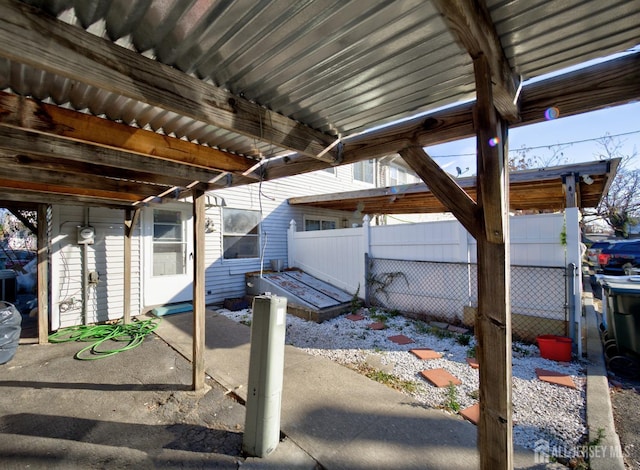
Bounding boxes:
488 0 640 77
5 0 640 161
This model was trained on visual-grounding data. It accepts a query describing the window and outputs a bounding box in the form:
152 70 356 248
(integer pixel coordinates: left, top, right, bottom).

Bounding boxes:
152 209 186 276
304 217 338 231
353 159 374 183
322 167 336 175
388 164 418 186
223 208 260 259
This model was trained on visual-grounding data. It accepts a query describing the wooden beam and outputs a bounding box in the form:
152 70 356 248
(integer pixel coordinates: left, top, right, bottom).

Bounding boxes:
0 91 258 175
564 173 579 209
399 146 481 237
0 191 132 209
0 178 142 203
0 127 225 184
192 188 206 391
123 208 140 325
0 0 339 163
37 204 49 344
0 156 166 197
433 0 520 121
261 53 640 182
0 151 197 188
473 54 512 470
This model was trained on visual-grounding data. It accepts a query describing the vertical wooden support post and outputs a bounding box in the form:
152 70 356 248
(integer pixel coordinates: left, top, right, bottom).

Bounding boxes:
123 208 140 325
474 54 513 470
192 188 206 391
37 204 50 344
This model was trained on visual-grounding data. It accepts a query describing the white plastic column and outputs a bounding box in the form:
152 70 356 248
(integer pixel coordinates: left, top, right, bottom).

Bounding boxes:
287 220 296 270
243 295 288 457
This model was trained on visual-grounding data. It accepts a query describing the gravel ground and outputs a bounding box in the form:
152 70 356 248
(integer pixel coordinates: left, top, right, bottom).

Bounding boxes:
216 306 587 458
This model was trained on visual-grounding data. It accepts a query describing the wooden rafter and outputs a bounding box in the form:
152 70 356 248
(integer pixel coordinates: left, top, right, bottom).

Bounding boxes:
0 127 225 184
433 0 520 121
0 0 340 163
263 53 639 181
0 155 166 198
0 178 141 203
0 91 258 176
0 152 196 188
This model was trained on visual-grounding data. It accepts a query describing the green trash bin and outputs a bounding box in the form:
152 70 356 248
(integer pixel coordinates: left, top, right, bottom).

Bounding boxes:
602 276 640 358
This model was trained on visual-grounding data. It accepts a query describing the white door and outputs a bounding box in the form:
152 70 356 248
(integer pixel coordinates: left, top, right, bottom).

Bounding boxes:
143 203 193 306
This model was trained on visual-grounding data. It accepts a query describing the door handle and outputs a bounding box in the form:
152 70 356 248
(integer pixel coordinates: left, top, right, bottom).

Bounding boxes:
189 252 193 260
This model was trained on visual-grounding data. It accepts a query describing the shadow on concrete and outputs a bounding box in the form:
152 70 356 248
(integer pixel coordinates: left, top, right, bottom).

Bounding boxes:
0 380 191 392
1 413 243 455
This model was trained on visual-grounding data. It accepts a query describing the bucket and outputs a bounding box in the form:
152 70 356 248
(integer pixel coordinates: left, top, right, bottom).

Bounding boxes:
536 335 572 362
270 259 284 272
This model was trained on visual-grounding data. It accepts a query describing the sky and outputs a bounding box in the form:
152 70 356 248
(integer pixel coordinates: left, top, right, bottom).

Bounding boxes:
425 100 640 177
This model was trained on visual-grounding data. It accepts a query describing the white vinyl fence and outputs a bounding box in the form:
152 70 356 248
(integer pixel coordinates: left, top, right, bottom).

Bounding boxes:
288 209 583 344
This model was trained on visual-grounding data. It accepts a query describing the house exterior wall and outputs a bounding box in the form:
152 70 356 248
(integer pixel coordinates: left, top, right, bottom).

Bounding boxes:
50 165 375 328
204 165 375 305
51 206 141 330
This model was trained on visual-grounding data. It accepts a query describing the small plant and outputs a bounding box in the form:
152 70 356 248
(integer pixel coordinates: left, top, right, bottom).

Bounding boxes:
587 427 605 448
443 382 460 412
388 309 400 318
414 321 431 335
350 284 362 314
467 389 479 400
467 346 477 358
457 334 472 346
355 364 418 394
239 315 252 327
428 326 454 339
512 344 530 356
366 269 408 301
370 311 389 323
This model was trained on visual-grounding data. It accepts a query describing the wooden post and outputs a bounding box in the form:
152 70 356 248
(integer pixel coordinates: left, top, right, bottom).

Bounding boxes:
36 204 49 344
192 188 206 391
123 208 140 325
474 54 513 469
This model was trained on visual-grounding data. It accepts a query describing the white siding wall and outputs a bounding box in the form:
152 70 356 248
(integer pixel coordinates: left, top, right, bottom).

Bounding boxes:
204 166 374 304
51 206 141 329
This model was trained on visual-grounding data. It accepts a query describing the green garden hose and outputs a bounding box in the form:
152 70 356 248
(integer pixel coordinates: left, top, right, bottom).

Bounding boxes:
48 317 161 360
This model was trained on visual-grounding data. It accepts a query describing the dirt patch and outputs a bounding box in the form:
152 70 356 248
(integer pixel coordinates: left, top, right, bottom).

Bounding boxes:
611 384 640 469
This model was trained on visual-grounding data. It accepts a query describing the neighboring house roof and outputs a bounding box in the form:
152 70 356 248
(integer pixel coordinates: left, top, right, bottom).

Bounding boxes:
288 159 620 214
0 1 636 208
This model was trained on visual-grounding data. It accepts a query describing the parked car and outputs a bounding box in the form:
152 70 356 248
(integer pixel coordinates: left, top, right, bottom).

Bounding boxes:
597 239 640 275
585 240 615 274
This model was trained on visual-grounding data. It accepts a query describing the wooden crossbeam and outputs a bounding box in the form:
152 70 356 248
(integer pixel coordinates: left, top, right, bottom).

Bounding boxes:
399 146 480 237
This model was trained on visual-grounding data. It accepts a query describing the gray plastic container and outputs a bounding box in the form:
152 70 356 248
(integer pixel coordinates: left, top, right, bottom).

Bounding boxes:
0 301 21 364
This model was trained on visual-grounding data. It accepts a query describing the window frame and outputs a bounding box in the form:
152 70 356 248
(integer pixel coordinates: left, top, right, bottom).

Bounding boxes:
303 215 339 231
222 207 261 260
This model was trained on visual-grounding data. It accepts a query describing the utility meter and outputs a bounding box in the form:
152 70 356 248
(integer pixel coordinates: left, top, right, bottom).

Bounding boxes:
77 226 95 245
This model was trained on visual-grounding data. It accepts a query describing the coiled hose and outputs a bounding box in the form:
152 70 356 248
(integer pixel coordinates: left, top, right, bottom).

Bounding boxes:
48 317 161 360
